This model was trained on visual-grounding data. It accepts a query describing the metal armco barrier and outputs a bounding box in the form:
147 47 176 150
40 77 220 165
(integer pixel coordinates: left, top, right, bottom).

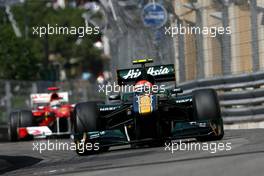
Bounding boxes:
178 71 264 124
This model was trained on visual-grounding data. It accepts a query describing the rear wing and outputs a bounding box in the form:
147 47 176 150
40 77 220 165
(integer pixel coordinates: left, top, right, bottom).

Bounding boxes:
30 92 69 107
117 64 175 85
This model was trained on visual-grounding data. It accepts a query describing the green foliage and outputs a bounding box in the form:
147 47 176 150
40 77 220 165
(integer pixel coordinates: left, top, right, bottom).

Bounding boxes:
0 24 40 80
0 1 103 81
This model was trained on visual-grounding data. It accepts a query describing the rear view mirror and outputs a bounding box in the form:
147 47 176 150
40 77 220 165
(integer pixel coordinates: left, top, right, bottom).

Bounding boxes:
171 88 183 94
108 94 121 101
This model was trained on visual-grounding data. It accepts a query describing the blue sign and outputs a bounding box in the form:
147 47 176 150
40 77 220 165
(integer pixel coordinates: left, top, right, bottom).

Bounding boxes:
142 3 168 28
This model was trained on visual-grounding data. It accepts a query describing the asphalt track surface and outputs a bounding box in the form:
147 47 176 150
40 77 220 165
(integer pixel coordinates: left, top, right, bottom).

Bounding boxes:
0 129 264 176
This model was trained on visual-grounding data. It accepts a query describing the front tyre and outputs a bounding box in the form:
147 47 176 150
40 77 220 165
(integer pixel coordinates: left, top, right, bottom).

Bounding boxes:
72 102 107 155
8 110 33 141
193 89 224 141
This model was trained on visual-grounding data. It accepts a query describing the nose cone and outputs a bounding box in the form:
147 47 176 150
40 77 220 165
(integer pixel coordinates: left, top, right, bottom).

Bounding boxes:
133 94 157 116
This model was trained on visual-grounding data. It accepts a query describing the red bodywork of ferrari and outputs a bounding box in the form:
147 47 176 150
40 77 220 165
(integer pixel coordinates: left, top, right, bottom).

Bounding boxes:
32 104 72 126
17 87 74 139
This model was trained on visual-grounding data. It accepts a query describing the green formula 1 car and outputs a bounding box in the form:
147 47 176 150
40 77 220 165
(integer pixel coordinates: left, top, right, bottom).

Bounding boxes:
72 59 224 155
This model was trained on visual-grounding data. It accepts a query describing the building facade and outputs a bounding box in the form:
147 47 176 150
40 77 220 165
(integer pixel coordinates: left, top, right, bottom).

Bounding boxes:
172 0 264 83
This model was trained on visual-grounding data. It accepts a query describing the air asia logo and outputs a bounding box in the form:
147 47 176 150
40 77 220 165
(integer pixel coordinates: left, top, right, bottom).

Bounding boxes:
123 66 170 79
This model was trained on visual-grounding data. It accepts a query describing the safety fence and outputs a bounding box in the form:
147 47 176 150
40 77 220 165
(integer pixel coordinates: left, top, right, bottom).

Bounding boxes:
178 71 264 124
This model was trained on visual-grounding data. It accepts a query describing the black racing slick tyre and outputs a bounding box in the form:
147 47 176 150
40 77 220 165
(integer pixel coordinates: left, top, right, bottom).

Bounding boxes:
8 110 33 141
193 89 224 141
8 112 19 141
73 102 101 133
19 110 34 127
73 101 107 155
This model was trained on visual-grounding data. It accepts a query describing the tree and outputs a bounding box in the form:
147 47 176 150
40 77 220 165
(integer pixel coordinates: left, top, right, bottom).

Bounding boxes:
0 1 103 80
0 10 40 80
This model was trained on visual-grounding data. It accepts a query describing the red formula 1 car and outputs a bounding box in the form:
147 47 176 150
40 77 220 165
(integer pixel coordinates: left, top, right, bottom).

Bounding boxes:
8 87 74 141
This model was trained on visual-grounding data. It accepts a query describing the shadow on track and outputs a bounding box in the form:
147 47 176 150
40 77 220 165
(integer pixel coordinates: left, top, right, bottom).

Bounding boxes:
0 155 42 175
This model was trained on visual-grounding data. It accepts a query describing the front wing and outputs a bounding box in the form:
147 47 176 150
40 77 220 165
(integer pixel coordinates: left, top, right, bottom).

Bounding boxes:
73 120 217 147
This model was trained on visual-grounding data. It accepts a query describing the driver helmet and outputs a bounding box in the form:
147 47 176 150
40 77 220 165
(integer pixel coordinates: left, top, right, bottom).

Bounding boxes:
50 93 61 108
50 99 61 108
134 80 153 93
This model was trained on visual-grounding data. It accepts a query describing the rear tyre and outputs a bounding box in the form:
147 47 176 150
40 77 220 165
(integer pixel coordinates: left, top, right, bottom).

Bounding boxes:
8 110 33 141
193 89 224 141
73 102 107 155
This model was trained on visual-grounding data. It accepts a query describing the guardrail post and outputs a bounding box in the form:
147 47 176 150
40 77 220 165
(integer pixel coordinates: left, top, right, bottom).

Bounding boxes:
83 82 88 101
195 9 205 79
250 0 260 71
32 82 37 93
5 81 11 119
221 4 231 75
177 20 186 83
30 82 38 108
